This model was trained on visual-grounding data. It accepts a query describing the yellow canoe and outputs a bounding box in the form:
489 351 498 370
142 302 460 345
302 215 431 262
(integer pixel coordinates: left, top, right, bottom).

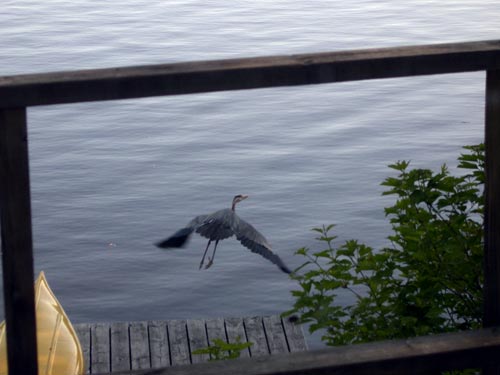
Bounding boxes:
0 271 84 375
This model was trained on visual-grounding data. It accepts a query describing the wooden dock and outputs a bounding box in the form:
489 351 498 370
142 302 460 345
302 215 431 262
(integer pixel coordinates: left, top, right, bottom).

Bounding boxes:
73 315 307 374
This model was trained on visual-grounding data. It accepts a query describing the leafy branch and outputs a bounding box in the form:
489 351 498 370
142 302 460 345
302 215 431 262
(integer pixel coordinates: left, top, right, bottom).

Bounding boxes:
284 144 485 346
192 337 253 361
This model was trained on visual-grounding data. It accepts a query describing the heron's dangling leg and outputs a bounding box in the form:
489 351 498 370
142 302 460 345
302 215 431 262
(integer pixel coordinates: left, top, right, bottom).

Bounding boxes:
205 240 220 269
199 240 212 270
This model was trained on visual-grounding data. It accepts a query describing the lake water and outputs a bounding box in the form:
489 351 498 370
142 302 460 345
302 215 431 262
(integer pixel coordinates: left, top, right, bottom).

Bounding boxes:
1 0 498 349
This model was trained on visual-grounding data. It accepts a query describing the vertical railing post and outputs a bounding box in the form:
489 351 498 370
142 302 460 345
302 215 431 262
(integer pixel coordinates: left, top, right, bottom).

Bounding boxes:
0 108 38 375
483 70 500 374
483 69 500 326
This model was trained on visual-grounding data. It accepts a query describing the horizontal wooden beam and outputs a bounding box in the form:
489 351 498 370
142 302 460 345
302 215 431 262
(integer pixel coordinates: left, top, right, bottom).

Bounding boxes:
106 327 500 375
1 40 499 108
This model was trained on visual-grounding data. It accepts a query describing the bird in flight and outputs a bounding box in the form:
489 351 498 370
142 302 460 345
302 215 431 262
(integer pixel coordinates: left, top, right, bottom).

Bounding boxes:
155 195 291 274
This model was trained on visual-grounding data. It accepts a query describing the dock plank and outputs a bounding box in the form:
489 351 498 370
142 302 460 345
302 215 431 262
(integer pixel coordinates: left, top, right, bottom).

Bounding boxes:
205 318 227 361
282 316 308 352
205 318 226 343
148 321 170 369
91 323 111 374
168 320 191 366
130 321 150 370
263 315 288 355
110 322 130 372
244 316 270 357
225 317 250 358
74 324 91 374
187 319 209 364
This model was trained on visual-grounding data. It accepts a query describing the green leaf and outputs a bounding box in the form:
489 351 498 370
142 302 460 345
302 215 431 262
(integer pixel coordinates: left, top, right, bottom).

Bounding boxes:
287 143 484 348
193 337 253 361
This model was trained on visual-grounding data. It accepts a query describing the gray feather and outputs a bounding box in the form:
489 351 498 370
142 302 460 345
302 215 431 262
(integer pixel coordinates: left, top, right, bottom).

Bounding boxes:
155 227 193 248
155 214 208 248
232 217 291 274
195 209 235 241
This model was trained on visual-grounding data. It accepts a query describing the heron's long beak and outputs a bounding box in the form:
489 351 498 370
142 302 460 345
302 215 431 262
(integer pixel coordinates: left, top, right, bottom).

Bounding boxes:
241 194 249 200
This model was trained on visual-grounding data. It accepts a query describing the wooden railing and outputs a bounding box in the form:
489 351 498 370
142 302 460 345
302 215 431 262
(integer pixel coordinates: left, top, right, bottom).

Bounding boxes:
1 39 500 375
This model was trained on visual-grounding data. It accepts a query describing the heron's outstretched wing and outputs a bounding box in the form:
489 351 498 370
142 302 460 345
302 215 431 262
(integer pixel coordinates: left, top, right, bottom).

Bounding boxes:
233 217 291 274
155 214 209 248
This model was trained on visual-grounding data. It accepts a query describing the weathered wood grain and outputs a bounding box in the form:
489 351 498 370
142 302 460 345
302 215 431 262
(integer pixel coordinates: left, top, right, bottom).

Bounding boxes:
244 316 269 357
110 322 130 372
148 321 170 369
281 317 308 352
167 320 190 366
104 327 500 375
74 324 91 374
73 316 305 373
262 316 288 355
225 317 250 358
205 318 226 344
205 318 227 361
130 322 150 370
0 107 38 375
186 319 209 364
0 40 499 108
91 323 111 373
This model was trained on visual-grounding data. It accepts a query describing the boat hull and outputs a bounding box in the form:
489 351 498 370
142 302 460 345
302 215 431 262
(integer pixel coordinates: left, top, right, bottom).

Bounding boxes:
0 271 84 375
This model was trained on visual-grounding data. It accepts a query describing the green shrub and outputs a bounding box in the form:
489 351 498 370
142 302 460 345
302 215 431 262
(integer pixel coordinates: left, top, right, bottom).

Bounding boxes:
284 144 484 346
192 337 253 361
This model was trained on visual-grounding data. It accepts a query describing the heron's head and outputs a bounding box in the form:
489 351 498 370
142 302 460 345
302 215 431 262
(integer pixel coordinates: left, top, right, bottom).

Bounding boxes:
232 194 249 210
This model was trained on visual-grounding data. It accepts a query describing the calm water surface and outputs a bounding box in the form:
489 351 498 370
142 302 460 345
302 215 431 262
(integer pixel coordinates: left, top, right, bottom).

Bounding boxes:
1 1 499 348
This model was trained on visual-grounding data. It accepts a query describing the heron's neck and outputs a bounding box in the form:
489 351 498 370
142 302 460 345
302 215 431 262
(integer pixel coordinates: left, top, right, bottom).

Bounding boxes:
231 202 237 211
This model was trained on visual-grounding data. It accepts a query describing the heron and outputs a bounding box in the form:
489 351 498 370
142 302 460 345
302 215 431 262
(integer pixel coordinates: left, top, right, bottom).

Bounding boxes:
155 195 291 274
